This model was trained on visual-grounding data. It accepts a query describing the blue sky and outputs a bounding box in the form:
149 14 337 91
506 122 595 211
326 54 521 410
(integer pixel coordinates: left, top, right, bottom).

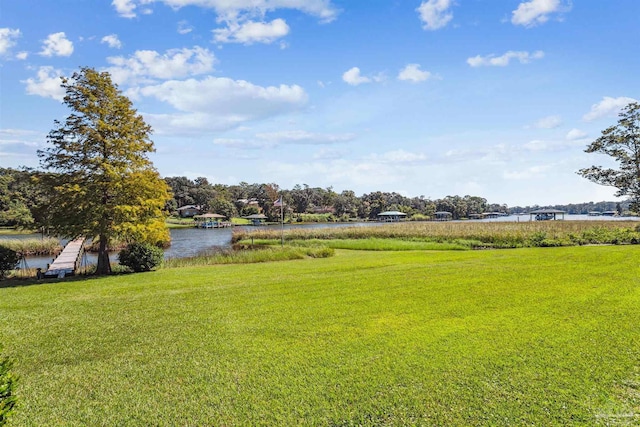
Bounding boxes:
1 0 639 206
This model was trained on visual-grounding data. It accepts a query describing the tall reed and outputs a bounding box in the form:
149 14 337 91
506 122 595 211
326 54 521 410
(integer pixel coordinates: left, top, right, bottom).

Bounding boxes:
0 238 62 256
232 221 640 248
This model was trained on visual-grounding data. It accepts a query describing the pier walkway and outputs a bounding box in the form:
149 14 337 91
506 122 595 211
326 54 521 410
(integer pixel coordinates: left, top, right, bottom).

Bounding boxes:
44 237 86 278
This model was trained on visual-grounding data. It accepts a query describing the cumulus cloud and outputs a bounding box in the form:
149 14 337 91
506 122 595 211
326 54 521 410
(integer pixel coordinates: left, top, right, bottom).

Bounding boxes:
101 34 122 49
22 66 65 101
342 67 371 86
566 129 588 140
467 50 544 67
105 46 215 85
112 0 149 18
583 96 638 121
15 51 28 60
139 76 308 133
40 32 74 57
0 28 21 56
416 0 454 30
213 18 289 44
534 115 562 129
511 0 570 27
397 64 432 83
112 0 338 23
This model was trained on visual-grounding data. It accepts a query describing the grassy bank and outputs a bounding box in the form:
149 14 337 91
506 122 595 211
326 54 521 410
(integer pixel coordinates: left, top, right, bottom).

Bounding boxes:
0 246 639 425
233 220 640 248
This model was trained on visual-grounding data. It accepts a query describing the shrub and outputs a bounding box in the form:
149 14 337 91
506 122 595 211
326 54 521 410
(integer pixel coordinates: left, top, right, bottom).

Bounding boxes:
118 242 164 272
0 346 17 426
0 247 20 280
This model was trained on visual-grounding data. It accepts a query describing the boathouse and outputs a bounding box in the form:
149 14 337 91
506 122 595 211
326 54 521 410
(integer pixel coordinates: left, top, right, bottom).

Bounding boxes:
529 209 565 221
434 211 453 221
194 213 228 228
244 213 268 226
377 211 407 222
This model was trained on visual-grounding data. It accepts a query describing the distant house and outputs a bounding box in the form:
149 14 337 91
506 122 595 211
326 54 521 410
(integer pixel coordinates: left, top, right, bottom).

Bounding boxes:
377 211 407 222
177 205 201 218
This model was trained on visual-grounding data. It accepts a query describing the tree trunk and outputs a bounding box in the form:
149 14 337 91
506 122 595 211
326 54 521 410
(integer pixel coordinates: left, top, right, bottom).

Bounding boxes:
95 235 112 275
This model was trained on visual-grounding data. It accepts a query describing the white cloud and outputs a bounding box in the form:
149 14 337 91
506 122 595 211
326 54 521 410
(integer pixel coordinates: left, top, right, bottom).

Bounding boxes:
342 67 371 86
416 0 454 30
112 0 338 23
256 130 355 144
467 50 544 67
15 51 28 60
397 64 432 83
367 149 428 164
213 130 354 149
213 18 289 44
139 76 308 133
22 66 65 101
566 128 588 140
583 96 638 121
40 32 74 57
511 0 570 27
101 34 122 49
112 0 150 18
503 165 550 180
534 115 562 129
105 46 215 85
177 20 193 34
0 28 21 56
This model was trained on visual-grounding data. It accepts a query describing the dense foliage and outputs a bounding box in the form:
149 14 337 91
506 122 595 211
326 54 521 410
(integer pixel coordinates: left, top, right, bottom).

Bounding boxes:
0 247 21 280
38 67 171 274
0 346 17 426
118 242 164 272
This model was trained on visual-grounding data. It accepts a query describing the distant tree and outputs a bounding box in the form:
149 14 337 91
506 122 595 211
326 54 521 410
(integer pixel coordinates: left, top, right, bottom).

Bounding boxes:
38 67 170 275
578 102 640 212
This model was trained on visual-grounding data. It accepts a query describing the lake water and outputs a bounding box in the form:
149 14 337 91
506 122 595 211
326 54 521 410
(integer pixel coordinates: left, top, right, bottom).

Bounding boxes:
3 215 638 270
1 222 381 270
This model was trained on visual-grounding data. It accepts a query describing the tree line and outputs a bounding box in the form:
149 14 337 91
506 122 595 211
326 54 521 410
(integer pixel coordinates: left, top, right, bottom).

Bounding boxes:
3 166 635 230
164 177 509 221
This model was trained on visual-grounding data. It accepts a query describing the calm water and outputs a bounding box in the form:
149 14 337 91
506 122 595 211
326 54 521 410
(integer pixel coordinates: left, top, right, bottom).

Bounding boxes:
3 216 638 270
1 222 381 270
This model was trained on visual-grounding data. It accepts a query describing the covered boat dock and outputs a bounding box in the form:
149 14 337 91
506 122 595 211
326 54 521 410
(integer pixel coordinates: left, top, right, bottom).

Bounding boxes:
529 209 565 221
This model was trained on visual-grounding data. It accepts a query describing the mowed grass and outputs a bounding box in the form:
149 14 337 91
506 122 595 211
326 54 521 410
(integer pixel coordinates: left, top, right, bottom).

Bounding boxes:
1 247 639 426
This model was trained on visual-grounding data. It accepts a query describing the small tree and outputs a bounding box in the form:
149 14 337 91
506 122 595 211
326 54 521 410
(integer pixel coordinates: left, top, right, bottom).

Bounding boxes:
578 102 640 212
38 67 171 275
0 346 17 426
0 247 20 280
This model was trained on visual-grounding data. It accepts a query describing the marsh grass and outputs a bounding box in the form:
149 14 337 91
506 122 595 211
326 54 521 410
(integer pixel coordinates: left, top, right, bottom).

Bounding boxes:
251 237 473 251
1 246 639 425
162 246 334 269
0 238 61 256
233 220 640 248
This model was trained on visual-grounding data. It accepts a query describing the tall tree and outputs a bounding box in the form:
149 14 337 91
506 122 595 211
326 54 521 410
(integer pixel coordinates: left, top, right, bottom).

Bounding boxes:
38 67 170 275
578 102 640 211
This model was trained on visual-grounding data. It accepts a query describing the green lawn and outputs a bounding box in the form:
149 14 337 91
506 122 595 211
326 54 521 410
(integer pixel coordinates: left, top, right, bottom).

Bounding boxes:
1 246 639 425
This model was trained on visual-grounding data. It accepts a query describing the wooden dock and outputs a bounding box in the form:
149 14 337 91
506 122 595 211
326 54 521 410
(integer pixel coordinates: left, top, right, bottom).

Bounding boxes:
44 237 86 278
